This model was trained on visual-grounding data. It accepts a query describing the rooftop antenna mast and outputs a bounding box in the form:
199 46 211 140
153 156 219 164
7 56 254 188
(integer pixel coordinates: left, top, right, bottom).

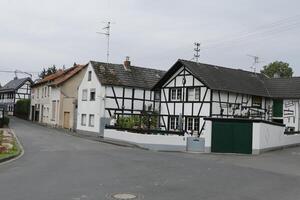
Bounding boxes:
194 42 201 63
97 21 113 66
247 54 261 73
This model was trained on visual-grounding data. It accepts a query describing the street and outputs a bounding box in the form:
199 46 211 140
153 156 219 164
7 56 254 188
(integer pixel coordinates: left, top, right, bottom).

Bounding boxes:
1 117 300 200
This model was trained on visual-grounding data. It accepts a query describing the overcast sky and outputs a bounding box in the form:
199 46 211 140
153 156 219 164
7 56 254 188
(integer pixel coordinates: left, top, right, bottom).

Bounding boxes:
0 0 300 84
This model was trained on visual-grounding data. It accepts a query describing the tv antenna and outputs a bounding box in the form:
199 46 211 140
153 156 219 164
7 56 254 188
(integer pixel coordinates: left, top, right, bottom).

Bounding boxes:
247 54 261 73
97 21 114 66
194 42 201 63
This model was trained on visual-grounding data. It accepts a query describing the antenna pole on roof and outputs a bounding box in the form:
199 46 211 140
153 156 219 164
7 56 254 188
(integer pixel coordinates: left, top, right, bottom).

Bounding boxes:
247 54 262 74
97 21 113 67
194 42 201 63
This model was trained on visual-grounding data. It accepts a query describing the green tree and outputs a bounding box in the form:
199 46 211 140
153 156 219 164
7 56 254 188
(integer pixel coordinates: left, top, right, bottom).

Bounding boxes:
261 61 293 78
39 65 58 79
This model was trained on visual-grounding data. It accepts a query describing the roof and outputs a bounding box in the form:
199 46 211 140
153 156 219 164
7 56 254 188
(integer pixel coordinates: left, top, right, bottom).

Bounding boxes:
32 64 87 87
0 77 33 93
153 59 300 99
90 61 166 89
265 77 300 99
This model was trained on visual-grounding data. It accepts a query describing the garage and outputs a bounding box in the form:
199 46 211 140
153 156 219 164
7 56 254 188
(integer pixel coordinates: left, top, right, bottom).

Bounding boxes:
211 121 253 154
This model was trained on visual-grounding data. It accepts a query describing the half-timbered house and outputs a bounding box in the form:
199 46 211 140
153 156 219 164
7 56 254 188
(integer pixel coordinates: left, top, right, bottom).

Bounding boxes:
76 58 165 135
152 59 288 135
0 77 33 115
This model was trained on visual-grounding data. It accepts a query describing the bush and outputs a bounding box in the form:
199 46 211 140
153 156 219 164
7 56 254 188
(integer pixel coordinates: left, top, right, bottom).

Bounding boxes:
117 112 158 130
15 99 30 119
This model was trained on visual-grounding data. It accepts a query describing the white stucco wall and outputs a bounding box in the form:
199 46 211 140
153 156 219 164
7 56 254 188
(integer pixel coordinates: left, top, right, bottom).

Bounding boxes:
104 129 187 151
253 122 300 153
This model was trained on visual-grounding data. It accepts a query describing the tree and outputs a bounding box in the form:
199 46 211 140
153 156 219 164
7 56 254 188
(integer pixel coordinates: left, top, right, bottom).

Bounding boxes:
261 61 293 78
39 65 58 79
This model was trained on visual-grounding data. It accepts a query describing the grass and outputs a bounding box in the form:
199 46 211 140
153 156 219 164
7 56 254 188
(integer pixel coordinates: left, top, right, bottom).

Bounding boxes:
0 131 21 161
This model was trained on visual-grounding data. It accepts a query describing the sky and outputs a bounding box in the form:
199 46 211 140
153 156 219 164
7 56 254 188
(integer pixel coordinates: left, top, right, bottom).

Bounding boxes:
0 0 300 85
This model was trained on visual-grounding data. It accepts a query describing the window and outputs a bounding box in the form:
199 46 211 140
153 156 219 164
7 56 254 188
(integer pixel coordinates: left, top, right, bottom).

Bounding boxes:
82 89 87 101
51 101 56 120
169 117 179 130
81 114 87 126
89 114 95 127
170 88 182 101
88 71 92 81
187 117 200 132
187 87 200 101
44 87 47 97
90 89 96 101
42 88 44 98
252 96 262 108
37 88 40 99
154 91 161 101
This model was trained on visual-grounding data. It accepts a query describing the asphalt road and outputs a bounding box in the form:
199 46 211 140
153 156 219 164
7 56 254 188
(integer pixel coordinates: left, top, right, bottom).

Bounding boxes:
1 117 300 200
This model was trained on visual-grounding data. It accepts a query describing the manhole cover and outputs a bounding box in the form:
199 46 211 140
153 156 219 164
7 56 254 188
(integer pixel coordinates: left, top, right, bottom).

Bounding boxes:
106 193 143 200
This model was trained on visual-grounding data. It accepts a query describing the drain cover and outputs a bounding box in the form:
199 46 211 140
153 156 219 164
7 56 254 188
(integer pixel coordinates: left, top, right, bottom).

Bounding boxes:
106 193 143 200
113 193 136 199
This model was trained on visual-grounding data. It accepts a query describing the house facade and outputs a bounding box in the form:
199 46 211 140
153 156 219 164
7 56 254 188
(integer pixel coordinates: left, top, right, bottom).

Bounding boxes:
30 64 87 130
76 59 165 135
152 60 300 135
0 77 33 115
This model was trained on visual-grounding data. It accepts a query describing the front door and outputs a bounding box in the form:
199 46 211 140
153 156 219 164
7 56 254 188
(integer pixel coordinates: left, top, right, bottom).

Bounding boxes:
63 112 70 129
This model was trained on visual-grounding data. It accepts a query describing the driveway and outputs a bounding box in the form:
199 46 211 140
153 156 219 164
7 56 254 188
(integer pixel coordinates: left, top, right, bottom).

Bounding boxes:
1 117 300 200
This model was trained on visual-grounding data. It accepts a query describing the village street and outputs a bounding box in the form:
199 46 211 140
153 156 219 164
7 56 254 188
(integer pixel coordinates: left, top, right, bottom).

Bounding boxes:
1 117 300 200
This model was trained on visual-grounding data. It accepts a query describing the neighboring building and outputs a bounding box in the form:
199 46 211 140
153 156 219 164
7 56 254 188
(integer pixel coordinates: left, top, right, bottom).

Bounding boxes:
30 64 87 130
76 58 165 135
0 77 33 115
152 59 300 135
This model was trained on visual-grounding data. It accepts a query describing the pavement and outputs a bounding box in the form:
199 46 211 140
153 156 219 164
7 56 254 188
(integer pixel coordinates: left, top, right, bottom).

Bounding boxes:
1 117 300 200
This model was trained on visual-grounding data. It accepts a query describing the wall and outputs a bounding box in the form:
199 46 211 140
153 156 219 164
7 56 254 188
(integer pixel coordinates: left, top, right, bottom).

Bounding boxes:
76 63 103 133
252 122 300 154
104 129 188 151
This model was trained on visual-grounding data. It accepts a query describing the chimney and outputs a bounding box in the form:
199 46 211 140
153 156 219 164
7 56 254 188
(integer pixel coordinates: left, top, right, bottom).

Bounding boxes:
124 56 131 70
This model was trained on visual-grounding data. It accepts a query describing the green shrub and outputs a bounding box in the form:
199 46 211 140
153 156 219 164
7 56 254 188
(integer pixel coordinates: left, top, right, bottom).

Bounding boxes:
117 113 158 130
15 99 30 119
0 117 9 128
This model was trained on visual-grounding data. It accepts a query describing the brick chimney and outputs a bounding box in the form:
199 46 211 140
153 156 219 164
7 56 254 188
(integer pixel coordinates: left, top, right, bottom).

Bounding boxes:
124 56 131 70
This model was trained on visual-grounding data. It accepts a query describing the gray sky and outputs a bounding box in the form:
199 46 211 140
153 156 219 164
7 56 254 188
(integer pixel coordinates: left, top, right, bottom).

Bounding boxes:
1 0 300 84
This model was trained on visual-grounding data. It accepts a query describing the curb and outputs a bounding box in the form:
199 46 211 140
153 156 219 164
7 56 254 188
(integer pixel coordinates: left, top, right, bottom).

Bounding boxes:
0 129 24 165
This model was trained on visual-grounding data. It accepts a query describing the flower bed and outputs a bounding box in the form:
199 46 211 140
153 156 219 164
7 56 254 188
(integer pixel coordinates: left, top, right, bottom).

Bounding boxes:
0 130 21 161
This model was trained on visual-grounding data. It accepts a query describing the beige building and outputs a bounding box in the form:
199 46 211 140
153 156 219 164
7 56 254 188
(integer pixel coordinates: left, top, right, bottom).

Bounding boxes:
30 64 87 130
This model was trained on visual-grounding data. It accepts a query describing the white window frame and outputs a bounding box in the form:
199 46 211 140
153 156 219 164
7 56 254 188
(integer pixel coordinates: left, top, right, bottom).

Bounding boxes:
88 71 92 81
187 87 200 101
89 114 95 127
81 114 87 126
82 89 88 101
90 88 96 101
187 117 200 132
169 117 179 130
170 88 182 101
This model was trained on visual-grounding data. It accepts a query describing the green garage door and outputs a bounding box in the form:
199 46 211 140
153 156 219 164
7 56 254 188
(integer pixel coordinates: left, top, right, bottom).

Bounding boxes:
211 121 253 154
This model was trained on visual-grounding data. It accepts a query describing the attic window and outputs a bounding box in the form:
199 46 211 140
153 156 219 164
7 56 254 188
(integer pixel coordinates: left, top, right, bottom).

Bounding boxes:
88 71 92 81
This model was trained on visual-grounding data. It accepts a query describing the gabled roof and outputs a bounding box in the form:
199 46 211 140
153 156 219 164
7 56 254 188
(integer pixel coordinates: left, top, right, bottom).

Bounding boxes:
90 61 166 89
0 77 33 93
32 64 87 87
153 59 300 99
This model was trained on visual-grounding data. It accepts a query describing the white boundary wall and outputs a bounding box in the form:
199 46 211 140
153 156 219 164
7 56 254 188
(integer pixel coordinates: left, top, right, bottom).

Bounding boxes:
104 129 188 151
253 122 300 154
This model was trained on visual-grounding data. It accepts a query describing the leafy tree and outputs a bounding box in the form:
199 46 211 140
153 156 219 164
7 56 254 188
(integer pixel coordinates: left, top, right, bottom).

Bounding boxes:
261 61 293 78
39 65 58 79
15 99 31 120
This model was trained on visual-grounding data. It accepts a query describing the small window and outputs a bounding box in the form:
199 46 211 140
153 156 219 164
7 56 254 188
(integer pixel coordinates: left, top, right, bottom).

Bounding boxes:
88 71 92 81
81 114 87 126
187 87 200 101
154 91 161 101
90 89 96 101
89 114 95 127
252 96 262 108
82 89 88 101
169 117 179 130
187 117 200 132
170 88 182 101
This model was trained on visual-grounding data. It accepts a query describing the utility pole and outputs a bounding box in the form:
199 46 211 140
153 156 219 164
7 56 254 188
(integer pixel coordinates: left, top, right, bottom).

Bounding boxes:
194 42 201 63
97 21 112 66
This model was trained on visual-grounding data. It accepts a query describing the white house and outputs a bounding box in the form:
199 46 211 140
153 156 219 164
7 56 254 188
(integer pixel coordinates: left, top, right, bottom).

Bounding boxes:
76 58 165 135
0 77 33 115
